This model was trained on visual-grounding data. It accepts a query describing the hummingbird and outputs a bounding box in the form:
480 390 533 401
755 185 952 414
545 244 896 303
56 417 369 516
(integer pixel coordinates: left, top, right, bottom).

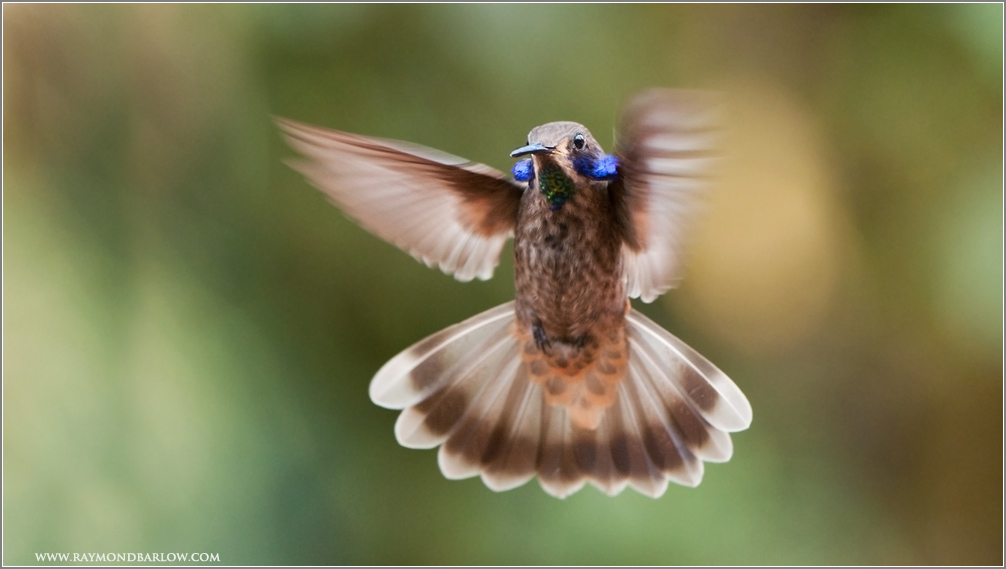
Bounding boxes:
277 89 752 499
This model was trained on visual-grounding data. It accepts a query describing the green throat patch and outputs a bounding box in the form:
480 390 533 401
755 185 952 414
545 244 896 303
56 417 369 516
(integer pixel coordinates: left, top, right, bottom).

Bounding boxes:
538 164 575 211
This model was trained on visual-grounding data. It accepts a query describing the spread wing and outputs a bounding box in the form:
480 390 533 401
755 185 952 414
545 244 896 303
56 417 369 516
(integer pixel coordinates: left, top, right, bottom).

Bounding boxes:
278 118 524 281
611 90 722 302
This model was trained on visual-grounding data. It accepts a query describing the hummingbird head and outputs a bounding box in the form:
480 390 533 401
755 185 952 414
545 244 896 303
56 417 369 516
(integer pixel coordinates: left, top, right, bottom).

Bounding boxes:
511 122 604 174
510 122 618 211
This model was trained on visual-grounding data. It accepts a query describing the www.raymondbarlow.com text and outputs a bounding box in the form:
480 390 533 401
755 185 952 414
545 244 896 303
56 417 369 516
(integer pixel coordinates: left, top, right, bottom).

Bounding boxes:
36 552 220 563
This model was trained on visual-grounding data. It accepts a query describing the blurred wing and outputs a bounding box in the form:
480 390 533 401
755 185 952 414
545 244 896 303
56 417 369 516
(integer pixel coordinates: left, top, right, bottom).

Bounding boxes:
278 118 523 281
612 90 722 302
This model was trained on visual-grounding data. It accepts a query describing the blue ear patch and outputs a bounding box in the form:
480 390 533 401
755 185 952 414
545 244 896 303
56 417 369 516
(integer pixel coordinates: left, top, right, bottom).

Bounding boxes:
574 154 620 181
512 159 534 182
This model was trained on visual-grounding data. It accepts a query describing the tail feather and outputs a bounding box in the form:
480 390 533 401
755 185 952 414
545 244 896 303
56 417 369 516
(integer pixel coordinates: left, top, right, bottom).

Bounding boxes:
370 302 515 409
478 363 542 492
614 378 672 497
393 325 513 449
439 345 522 479
369 302 752 499
581 413 628 497
627 356 705 489
535 405 588 498
626 309 753 432
630 330 734 464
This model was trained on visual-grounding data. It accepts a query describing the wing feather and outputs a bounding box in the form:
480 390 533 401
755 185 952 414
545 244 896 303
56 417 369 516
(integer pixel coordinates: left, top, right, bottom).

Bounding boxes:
612 90 723 301
277 118 523 281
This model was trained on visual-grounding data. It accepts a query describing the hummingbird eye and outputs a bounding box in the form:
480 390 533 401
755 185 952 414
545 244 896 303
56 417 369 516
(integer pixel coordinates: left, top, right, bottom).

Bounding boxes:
573 133 586 150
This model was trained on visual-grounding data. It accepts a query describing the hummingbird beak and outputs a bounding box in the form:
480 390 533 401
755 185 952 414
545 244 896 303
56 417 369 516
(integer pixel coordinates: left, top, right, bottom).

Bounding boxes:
510 142 554 157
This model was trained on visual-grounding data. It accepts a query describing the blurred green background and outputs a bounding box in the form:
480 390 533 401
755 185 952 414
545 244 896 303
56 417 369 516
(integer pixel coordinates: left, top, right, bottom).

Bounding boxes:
4 4 1002 565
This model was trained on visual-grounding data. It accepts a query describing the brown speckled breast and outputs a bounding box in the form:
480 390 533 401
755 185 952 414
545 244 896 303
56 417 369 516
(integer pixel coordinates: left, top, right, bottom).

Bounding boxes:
513 169 628 429
513 174 625 333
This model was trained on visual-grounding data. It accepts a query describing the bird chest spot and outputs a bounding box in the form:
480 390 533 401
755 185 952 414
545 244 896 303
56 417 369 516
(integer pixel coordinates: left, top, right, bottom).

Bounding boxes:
542 222 569 249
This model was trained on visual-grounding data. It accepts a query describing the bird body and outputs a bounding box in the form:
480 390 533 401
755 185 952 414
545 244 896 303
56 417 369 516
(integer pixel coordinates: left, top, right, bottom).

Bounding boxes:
511 126 628 431
278 89 752 498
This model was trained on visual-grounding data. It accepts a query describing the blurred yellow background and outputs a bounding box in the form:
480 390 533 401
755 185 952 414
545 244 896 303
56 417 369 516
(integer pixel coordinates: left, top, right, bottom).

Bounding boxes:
4 4 1002 565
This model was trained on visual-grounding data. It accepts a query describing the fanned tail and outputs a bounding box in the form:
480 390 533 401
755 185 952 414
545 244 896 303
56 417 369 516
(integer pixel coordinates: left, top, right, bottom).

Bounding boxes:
370 303 752 498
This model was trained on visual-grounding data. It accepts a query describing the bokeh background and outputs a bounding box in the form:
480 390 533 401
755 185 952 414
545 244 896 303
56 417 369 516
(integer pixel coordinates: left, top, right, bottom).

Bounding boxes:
4 4 1002 565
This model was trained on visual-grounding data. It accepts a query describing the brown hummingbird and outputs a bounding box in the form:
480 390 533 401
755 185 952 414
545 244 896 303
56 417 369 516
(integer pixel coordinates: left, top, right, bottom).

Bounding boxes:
277 89 752 498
